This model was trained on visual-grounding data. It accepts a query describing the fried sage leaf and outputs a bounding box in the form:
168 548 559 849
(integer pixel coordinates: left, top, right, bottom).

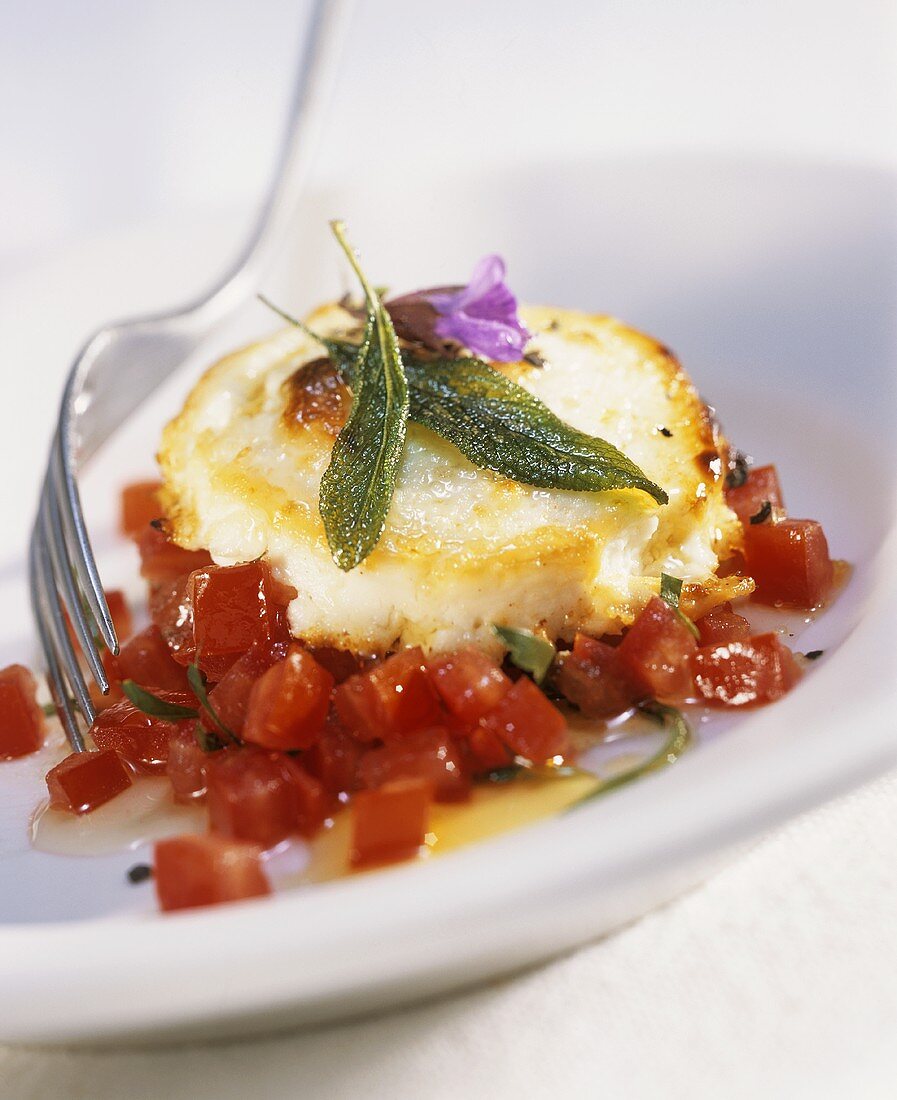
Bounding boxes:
317 223 410 571
493 624 556 684
121 680 199 721
322 338 666 504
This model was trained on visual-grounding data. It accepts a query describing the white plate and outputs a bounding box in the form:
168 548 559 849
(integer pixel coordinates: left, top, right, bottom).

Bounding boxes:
1 154 895 1045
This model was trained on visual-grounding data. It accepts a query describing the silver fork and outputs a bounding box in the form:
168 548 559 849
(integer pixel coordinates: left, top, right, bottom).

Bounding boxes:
29 0 352 751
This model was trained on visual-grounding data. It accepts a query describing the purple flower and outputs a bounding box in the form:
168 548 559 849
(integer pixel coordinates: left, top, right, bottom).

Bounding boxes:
387 256 530 362
426 254 530 362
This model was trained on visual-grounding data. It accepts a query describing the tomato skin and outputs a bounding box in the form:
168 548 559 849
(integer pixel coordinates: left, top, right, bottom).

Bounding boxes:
334 647 443 742
46 749 133 813
616 596 697 701
89 692 195 774
427 648 512 724
691 633 802 706
136 525 212 584
358 728 470 802
481 676 569 763
120 480 164 538
205 640 288 737
242 646 334 751
695 602 751 647
188 562 286 681
207 748 327 846
0 664 46 759
555 633 639 718
350 778 432 869
154 834 270 912
115 625 191 693
304 714 362 795
167 727 215 803
725 464 785 525
743 519 835 609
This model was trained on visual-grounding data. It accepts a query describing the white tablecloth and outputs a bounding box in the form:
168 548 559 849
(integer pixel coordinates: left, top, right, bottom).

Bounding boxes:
3 767 896 1100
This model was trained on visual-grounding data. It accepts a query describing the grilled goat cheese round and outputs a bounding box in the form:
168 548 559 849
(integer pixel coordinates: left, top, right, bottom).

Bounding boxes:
159 303 743 655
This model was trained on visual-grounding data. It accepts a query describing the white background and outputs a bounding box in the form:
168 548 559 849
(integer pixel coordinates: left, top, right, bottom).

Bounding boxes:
1 1 897 1097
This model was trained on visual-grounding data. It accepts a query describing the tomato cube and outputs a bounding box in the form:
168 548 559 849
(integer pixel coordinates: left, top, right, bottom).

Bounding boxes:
691 633 802 706
167 727 215 802
46 749 133 813
305 714 362 795
428 648 512 724
695 602 751 646
136 524 213 584
359 728 470 802
725 464 785 526
120 480 164 538
154 834 270 912
0 664 46 759
207 748 327 846
89 692 196 774
463 725 513 773
242 646 334 751
205 640 287 736
334 647 443 742
115 625 190 692
350 778 432 869
148 574 196 666
307 646 362 684
555 633 639 718
743 519 835 609
616 596 697 700
481 676 569 763
189 562 287 680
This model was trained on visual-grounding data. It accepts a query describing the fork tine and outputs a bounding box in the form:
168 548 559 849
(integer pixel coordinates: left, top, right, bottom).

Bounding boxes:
29 528 87 752
51 428 118 655
41 476 110 693
33 511 96 730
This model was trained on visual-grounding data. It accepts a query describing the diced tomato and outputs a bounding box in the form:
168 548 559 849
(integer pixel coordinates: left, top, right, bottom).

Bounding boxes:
307 646 363 684
242 646 334 751
350 778 432 869
207 748 327 846
691 632 802 706
695 602 751 646
481 676 569 763
0 664 46 759
148 574 196 666
427 647 512 724
46 749 132 813
120 480 164 538
154 834 270 912
616 596 697 701
89 692 195 774
554 633 640 718
189 562 288 681
304 713 362 795
335 647 443 742
167 727 215 802
743 519 835 609
136 525 212 584
359 728 470 802
115 625 191 692
205 640 287 736
725 464 785 526
463 725 513 773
